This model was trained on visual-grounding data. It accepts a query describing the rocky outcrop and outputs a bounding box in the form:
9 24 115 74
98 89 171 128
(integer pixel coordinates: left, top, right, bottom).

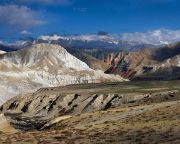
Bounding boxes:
0 92 144 130
0 81 180 132
0 43 125 106
0 92 128 131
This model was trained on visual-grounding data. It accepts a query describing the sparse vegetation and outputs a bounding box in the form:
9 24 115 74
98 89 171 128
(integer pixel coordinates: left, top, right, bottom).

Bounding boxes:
0 81 179 143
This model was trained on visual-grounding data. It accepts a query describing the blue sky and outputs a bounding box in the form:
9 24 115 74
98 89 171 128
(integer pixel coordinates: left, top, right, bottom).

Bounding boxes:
0 0 180 41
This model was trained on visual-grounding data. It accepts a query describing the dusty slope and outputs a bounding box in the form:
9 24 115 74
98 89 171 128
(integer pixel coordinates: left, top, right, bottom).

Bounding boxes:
0 81 179 143
0 99 179 144
0 43 125 105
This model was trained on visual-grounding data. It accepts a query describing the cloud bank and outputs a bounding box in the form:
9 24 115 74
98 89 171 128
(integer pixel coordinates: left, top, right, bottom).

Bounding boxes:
38 29 180 45
0 5 45 31
120 29 180 45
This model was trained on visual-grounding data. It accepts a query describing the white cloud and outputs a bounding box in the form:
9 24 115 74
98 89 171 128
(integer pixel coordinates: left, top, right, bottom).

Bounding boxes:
21 30 32 35
16 0 73 5
0 5 45 30
119 29 180 45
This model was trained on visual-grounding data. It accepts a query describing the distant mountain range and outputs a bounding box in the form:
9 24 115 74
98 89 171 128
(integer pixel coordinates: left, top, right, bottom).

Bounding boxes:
2 29 180 52
36 34 160 51
37 29 180 47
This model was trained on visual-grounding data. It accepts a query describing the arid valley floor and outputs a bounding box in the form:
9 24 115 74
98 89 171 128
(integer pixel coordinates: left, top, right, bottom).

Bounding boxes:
0 80 179 144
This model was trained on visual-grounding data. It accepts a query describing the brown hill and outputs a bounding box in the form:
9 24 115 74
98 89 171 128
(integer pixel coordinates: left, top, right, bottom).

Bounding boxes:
104 43 180 80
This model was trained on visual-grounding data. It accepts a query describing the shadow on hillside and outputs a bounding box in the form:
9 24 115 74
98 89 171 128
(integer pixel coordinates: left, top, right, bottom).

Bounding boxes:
152 43 180 62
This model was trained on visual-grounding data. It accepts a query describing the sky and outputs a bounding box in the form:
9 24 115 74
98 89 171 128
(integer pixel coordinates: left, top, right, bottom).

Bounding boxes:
0 0 180 41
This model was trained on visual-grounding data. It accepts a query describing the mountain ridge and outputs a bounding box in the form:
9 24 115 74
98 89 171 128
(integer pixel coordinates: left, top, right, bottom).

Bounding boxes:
105 43 180 80
0 43 125 106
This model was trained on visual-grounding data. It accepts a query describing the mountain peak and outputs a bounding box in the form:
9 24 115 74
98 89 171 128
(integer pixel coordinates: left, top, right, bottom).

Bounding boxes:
0 43 125 105
3 43 91 71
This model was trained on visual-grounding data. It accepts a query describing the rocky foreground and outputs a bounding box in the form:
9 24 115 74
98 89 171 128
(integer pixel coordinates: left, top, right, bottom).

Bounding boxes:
0 81 180 143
